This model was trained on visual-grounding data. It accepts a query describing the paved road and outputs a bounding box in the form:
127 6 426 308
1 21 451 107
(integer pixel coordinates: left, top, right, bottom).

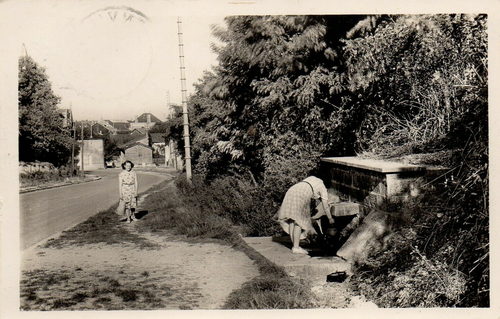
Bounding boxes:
20 169 169 250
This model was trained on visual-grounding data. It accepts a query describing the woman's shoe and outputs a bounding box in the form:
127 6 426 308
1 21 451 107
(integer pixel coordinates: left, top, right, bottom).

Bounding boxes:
292 247 309 255
131 215 138 221
127 218 132 223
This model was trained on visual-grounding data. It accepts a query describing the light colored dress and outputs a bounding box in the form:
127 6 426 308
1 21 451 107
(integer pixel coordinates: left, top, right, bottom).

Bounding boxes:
120 170 137 209
276 176 329 239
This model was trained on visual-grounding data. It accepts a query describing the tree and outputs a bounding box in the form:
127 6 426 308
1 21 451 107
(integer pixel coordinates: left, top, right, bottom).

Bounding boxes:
18 55 73 167
184 16 366 188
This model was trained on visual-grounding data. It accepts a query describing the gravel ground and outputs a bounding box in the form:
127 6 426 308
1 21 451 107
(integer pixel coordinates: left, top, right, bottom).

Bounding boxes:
21 225 260 310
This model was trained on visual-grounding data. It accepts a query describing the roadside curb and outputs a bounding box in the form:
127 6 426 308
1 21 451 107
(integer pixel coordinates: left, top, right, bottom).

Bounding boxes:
20 176 102 194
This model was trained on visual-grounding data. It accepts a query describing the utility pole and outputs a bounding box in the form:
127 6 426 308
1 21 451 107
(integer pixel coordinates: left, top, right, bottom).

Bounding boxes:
71 123 75 175
81 120 85 178
165 91 170 166
177 16 192 182
70 104 75 176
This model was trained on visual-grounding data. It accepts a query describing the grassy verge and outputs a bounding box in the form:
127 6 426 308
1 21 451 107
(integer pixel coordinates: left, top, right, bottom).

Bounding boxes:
29 175 315 310
21 268 172 310
224 240 313 309
42 201 159 250
135 178 314 309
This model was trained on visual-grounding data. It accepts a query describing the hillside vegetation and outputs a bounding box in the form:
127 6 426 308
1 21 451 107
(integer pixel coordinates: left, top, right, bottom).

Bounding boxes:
167 15 488 307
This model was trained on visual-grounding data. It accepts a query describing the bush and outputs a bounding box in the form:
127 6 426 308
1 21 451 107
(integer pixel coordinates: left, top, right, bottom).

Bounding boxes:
176 174 282 237
224 276 313 309
350 138 488 307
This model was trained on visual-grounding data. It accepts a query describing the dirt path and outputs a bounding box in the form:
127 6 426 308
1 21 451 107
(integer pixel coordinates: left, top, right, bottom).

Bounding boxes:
21 191 260 310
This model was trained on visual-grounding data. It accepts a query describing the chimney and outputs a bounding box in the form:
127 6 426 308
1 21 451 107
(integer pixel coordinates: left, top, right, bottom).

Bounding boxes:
135 115 138 123
147 114 151 124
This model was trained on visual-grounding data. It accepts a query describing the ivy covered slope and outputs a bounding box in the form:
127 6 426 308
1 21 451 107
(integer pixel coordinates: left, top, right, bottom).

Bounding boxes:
166 15 488 307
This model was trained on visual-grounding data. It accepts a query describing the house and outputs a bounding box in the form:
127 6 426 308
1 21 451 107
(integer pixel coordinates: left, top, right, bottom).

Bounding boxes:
149 133 166 165
130 128 146 137
150 133 166 148
165 139 183 170
109 120 131 133
91 123 110 136
119 133 148 148
59 108 73 128
123 143 153 166
77 139 104 170
129 113 162 130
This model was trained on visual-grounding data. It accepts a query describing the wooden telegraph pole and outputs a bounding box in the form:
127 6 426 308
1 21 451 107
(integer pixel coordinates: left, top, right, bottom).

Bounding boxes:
71 119 75 176
177 17 192 182
70 103 75 176
81 120 85 178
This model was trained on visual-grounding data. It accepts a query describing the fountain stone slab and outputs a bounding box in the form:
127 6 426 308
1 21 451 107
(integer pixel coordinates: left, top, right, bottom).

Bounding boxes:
243 236 351 285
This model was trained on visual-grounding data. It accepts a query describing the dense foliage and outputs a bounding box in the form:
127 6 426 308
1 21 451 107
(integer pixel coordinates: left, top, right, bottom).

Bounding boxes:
18 56 74 167
342 14 488 307
166 14 488 307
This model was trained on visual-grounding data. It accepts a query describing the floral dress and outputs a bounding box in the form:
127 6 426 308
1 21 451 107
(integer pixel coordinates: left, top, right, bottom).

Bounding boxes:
120 170 137 209
275 176 329 239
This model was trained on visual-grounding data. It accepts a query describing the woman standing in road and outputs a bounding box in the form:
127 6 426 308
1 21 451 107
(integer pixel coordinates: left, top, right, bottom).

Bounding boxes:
276 176 334 255
119 160 138 223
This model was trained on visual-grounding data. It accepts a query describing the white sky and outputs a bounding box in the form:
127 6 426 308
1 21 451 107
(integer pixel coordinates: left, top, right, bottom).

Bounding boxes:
3 1 226 121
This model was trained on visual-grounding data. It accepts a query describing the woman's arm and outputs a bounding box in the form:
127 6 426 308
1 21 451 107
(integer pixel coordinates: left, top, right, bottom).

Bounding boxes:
118 174 123 199
320 186 334 224
321 197 334 224
134 172 138 197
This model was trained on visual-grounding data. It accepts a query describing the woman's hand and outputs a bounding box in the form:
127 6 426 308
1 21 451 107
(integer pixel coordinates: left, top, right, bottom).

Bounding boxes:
328 217 335 225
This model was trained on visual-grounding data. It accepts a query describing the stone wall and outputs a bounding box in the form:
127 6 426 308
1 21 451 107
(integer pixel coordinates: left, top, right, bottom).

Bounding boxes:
125 145 153 165
321 157 428 207
319 157 448 262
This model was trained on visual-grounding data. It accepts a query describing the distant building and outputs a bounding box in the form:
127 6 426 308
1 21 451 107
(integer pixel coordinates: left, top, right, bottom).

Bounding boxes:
59 108 73 128
91 123 110 136
77 139 104 170
150 133 166 165
119 133 148 149
130 128 146 137
123 143 153 166
109 120 131 133
130 113 162 131
165 139 183 170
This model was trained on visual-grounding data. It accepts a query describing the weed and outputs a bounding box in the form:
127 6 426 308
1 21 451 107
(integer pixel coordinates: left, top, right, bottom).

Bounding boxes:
107 278 121 288
46 273 70 286
116 289 139 302
21 288 38 301
71 292 89 303
52 298 75 309
141 271 149 277
94 297 111 304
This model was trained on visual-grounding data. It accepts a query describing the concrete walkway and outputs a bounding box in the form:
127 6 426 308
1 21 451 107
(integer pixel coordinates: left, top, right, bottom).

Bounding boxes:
243 236 351 285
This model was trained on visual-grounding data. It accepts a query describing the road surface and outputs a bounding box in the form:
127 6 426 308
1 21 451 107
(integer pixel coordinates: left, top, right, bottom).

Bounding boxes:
20 169 168 250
